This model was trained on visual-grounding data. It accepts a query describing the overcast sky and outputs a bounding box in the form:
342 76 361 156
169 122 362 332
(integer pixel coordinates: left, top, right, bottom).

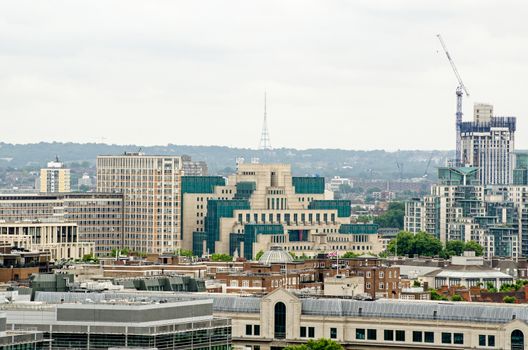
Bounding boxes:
0 1 526 150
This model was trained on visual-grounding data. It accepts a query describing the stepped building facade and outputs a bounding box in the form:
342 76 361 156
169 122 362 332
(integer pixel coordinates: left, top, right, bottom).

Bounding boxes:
182 162 381 259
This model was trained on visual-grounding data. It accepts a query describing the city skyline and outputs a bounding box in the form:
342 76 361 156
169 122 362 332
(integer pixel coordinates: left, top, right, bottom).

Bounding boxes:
1 1 527 150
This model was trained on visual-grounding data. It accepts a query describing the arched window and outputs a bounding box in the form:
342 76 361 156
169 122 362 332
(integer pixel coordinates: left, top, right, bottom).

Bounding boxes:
512 330 524 350
274 302 286 339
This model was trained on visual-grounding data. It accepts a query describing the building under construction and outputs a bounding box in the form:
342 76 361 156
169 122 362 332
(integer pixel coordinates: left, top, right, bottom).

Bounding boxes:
460 104 516 185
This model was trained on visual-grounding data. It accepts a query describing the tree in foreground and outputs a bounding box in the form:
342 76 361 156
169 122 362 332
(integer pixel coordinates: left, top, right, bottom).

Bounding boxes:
284 338 344 350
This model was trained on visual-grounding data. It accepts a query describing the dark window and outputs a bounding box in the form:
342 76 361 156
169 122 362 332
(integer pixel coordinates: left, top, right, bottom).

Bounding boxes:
395 330 405 341
300 327 306 338
511 330 524 350
254 325 260 336
479 335 486 346
413 331 422 342
356 329 365 340
367 329 377 340
308 327 315 338
488 335 495 347
330 328 337 339
274 302 286 339
425 332 434 343
454 333 464 345
442 332 452 344
246 324 252 336
384 330 394 341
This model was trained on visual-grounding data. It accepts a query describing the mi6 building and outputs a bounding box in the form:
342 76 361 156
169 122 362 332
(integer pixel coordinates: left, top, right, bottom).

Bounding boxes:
182 162 381 259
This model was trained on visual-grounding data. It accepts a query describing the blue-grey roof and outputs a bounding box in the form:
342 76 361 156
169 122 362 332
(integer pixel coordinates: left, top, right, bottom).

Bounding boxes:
34 291 528 324
301 298 528 323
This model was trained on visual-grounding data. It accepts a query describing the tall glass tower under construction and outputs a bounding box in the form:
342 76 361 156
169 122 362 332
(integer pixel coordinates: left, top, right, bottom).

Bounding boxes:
460 103 516 185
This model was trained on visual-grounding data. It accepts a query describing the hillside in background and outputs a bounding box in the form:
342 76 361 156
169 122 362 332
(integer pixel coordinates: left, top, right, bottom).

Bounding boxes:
0 142 452 180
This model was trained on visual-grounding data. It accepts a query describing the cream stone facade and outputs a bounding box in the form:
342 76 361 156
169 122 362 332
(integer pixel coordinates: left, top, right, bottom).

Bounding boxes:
97 153 183 254
183 163 382 259
213 288 528 350
0 222 94 260
39 160 70 193
0 193 124 256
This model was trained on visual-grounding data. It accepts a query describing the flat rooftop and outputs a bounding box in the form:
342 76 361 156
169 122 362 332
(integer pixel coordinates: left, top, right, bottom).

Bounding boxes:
32 290 528 325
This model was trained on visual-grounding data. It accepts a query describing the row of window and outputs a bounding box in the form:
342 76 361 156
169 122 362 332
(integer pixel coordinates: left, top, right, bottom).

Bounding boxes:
300 326 315 338
356 328 465 345
237 212 336 225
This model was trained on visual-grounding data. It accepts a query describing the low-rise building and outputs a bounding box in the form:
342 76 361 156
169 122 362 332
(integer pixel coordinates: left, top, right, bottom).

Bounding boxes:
0 193 124 256
0 221 93 261
5 296 231 350
399 287 431 300
0 312 48 348
34 288 528 350
327 176 353 192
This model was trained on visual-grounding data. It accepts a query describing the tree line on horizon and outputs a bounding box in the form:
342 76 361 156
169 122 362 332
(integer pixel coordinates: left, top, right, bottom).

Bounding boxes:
0 142 450 180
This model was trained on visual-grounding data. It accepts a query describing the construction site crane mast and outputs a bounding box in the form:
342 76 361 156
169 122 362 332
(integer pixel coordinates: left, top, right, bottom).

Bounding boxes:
437 34 470 167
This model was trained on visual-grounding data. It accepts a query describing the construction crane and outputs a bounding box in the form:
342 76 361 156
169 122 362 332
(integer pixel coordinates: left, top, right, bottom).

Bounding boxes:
423 153 434 178
437 34 470 167
396 161 404 180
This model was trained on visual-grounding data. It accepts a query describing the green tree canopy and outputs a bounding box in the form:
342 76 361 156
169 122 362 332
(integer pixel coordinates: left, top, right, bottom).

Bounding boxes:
442 240 484 258
255 250 264 260
445 240 466 257
387 231 442 257
338 184 353 193
430 290 448 301
373 202 405 228
111 247 130 257
388 233 484 259
210 253 233 262
176 249 194 257
284 338 344 350
451 294 463 302
356 215 372 223
82 253 98 263
503 296 516 304
342 251 359 259
463 241 484 256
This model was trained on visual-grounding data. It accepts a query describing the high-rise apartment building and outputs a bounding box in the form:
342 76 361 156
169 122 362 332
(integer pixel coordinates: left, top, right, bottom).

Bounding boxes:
39 158 70 192
460 103 516 185
97 153 183 254
405 167 527 258
183 162 381 259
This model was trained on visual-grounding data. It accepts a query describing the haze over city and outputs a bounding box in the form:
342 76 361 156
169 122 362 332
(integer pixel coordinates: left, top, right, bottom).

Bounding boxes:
1 1 527 150
3 2 528 350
